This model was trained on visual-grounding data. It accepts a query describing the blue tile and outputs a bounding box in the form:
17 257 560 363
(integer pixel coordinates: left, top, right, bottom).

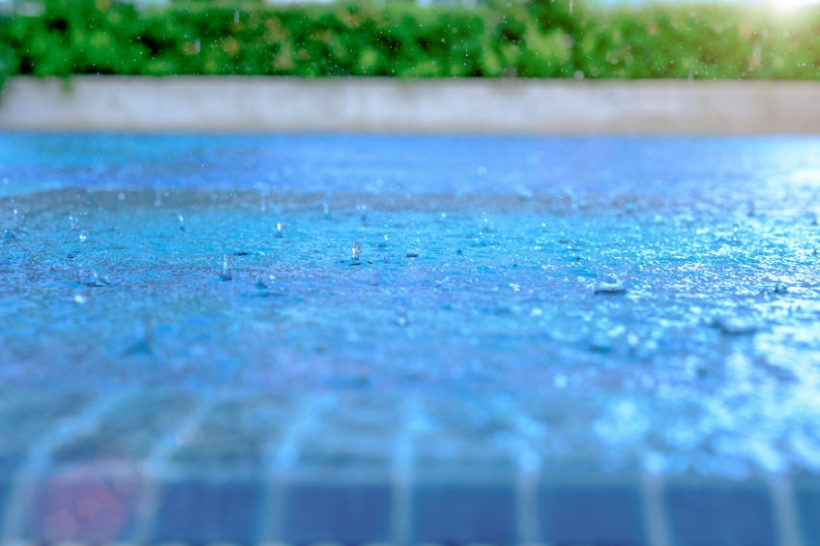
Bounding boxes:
412 483 517 543
26 474 142 542
538 483 647 544
665 483 776 546
795 484 820 546
281 482 391 543
0 478 9 534
152 480 263 543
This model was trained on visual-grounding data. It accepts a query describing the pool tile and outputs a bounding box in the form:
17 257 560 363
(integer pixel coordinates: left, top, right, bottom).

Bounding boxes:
795 478 820 546
664 481 776 546
26 472 142 542
538 482 647 545
412 482 517 544
152 479 264 543
280 481 392 543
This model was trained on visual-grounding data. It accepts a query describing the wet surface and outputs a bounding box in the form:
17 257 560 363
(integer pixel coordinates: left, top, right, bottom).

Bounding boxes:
0 134 819 536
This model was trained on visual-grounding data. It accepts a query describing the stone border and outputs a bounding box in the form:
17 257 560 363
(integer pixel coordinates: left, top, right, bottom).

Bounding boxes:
0 76 818 134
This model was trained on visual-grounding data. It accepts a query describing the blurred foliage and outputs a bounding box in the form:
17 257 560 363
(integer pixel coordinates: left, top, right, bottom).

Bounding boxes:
0 0 817 87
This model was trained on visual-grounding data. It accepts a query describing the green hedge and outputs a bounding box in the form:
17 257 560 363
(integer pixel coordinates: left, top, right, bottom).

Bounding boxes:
0 0 817 88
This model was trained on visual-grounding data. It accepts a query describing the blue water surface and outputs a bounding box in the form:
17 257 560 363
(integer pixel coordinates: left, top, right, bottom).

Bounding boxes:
1 133 819 477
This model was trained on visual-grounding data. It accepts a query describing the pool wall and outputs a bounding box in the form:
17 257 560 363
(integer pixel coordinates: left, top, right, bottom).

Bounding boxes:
1 77 818 134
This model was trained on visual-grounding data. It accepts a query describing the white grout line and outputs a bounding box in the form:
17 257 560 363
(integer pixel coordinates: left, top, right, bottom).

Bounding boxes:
0 392 128 542
769 473 804 546
642 472 672 546
131 396 218 543
257 394 332 544
499 401 543 546
391 396 422 546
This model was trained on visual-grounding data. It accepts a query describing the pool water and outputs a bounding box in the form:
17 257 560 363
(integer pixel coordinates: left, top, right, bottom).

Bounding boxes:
0 134 819 544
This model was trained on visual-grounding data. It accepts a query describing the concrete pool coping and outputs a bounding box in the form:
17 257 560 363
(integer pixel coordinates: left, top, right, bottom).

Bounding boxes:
0 77 818 135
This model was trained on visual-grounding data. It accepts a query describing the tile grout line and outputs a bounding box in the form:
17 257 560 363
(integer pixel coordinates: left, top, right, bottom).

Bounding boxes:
769 473 804 546
258 395 331 544
642 472 672 546
501 401 542 546
0 392 129 542
132 396 219 544
391 396 422 546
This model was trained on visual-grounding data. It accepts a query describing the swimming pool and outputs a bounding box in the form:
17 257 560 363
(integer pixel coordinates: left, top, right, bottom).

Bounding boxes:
1 134 819 544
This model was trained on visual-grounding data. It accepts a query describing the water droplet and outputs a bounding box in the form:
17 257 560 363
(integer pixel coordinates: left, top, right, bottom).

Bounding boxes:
275 222 285 238
124 317 153 356
395 308 409 327
73 293 87 305
711 316 759 336
731 223 740 244
323 201 331 220
256 274 275 290
177 213 186 232
79 270 109 287
351 241 362 261
220 254 233 281
78 231 88 243
356 203 368 223
594 278 627 295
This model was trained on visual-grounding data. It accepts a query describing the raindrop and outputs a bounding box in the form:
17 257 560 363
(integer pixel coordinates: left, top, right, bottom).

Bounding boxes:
78 230 88 243
124 317 153 356
351 241 362 262
73 293 87 305
396 308 409 327
356 203 368 223
79 270 110 287
220 254 233 281
711 316 759 336
323 201 331 220
275 222 285 238
594 278 627 295
589 332 612 353
731 223 740 244
255 275 273 289
177 213 186 232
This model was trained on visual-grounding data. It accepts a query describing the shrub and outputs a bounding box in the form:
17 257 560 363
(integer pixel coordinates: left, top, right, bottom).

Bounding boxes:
0 0 816 87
